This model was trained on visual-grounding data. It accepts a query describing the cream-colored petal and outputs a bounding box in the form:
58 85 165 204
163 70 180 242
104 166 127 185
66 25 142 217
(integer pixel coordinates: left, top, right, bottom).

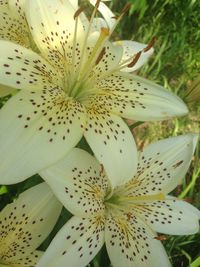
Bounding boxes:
26 0 84 70
89 0 116 30
114 40 154 72
0 89 86 184
92 40 123 78
8 0 26 20
84 110 138 187
40 148 109 218
105 213 171 267
68 0 78 9
0 183 62 262
123 134 197 196
97 72 188 120
37 216 105 267
11 251 43 267
133 197 200 235
0 40 61 91
0 8 30 47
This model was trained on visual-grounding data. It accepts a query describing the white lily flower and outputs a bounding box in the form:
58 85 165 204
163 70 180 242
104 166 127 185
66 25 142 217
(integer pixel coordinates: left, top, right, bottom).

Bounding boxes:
38 134 200 267
0 0 32 97
0 0 188 186
0 182 62 267
89 0 154 72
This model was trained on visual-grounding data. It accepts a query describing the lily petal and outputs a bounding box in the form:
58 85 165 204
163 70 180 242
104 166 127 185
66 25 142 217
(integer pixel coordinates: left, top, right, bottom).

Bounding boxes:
0 90 86 184
40 148 109 218
0 183 62 262
134 198 200 235
37 216 105 267
0 41 61 91
26 0 84 70
68 0 78 9
11 251 43 267
0 7 29 47
97 72 188 120
125 134 198 196
105 214 171 267
114 40 154 72
89 0 116 30
84 110 138 187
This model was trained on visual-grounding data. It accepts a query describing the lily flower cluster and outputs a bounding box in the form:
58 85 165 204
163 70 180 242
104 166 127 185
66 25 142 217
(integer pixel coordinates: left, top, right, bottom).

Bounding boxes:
0 0 199 267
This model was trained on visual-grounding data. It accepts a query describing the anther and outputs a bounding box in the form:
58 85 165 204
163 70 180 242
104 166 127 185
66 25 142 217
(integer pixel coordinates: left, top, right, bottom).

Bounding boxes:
127 51 142 68
143 37 156 52
74 7 85 20
101 27 110 37
95 47 106 65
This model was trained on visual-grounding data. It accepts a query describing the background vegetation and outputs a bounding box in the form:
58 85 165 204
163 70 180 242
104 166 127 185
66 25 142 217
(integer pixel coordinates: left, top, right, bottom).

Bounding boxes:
0 0 199 266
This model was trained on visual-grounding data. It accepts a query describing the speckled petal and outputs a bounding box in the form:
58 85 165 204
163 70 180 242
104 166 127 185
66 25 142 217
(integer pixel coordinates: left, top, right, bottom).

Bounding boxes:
0 40 61 91
105 214 171 267
97 72 188 121
124 134 198 196
12 251 43 267
40 148 109 218
0 90 86 184
0 8 30 46
37 216 105 267
92 40 123 78
8 0 26 19
133 197 200 235
114 40 154 72
0 0 7 7
84 109 137 187
0 183 62 262
26 0 84 70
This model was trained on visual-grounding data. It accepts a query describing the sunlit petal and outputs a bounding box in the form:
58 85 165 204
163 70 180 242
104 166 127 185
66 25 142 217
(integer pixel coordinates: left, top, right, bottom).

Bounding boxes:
0 40 61 91
84 109 138 187
133 197 200 235
89 0 116 30
0 6 30 47
26 0 84 70
11 251 43 267
124 134 198 196
40 148 109 218
105 213 171 267
97 72 188 121
114 40 154 72
0 90 86 184
0 183 62 262
37 216 105 267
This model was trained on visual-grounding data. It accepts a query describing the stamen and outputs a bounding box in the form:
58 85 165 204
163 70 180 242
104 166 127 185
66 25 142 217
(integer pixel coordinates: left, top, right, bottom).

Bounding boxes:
143 36 156 52
79 27 110 80
75 1 103 80
95 47 106 65
73 7 85 20
95 0 101 8
127 51 142 68
117 193 165 203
